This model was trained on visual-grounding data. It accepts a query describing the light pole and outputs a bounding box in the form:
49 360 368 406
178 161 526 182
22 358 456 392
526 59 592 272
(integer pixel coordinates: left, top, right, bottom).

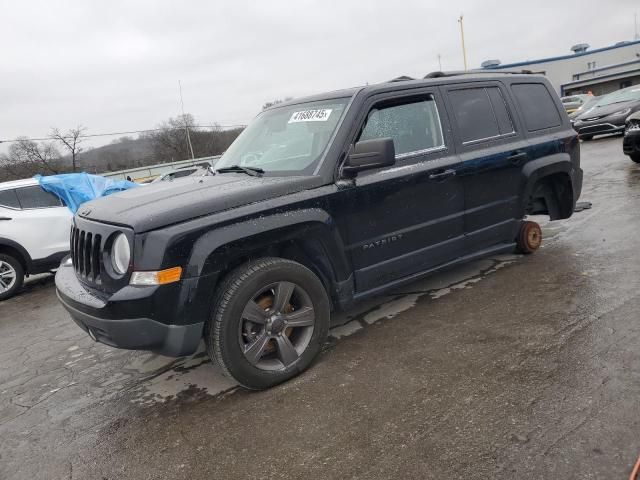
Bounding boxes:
458 14 468 71
178 80 195 160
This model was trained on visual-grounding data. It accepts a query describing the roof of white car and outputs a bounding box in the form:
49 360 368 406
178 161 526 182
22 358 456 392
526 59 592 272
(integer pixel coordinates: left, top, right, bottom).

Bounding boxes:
0 178 39 190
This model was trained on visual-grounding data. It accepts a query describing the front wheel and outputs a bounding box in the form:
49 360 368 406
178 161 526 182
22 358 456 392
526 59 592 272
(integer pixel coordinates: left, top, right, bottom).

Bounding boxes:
205 257 330 390
629 154 640 164
0 254 24 301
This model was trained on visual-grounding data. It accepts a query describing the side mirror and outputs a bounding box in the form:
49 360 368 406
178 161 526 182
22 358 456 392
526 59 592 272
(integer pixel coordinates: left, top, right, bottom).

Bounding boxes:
342 138 395 177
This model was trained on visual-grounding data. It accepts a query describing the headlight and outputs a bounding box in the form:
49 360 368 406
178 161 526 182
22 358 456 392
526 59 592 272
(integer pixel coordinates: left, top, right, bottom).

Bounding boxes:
111 233 131 275
611 108 631 117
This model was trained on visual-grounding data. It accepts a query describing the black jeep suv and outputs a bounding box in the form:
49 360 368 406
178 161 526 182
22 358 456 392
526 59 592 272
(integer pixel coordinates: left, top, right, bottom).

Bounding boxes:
56 72 582 389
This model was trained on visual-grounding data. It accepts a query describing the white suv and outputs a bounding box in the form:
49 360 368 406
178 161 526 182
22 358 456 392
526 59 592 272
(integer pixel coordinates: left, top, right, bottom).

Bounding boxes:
0 179 72 300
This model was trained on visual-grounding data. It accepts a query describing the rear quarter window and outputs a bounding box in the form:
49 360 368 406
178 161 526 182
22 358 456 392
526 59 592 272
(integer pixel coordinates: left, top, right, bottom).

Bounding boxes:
0 189 21 209
512 83 562 132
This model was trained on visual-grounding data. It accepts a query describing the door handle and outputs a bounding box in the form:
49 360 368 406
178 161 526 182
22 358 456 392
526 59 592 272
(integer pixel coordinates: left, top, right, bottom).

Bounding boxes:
0 217 11 221
507 151 527 165
429 169 456 181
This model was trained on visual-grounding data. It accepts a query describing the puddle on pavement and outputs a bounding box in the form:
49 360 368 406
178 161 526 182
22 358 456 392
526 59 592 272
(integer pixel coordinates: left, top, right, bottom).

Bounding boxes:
124 253 521 405
128 354 236 406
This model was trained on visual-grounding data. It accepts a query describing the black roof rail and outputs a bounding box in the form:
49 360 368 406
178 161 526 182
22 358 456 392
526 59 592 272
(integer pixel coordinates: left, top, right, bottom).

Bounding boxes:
424 69 540 78
388 75 416 82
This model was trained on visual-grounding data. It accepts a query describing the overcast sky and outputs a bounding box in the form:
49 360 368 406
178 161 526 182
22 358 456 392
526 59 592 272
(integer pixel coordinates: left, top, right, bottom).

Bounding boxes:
1 0 638 151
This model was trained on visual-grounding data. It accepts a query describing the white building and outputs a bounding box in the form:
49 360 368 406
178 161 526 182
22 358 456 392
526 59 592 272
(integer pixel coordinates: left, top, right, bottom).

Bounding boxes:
482 40 640 96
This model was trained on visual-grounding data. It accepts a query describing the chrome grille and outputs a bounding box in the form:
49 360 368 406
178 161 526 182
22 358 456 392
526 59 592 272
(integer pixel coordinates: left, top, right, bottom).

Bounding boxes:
70 226 102 282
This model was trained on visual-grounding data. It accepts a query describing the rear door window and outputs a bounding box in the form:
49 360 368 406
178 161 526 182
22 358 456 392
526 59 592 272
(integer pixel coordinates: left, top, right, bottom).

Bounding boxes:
486 87 514 135
448 86 515 143
14 186 62 209
449 88 499 143
511 83 562 131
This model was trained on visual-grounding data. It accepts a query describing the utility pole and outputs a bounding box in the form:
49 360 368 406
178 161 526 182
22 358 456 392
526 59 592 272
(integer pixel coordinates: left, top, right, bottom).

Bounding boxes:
458 14 468 71
178 80 195 160
437 53 442 71
635 13 639 40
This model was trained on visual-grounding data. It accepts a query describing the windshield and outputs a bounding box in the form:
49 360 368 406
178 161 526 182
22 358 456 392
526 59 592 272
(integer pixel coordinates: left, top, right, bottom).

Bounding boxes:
575 96 598 111
216 98 349 175
594 87 640 107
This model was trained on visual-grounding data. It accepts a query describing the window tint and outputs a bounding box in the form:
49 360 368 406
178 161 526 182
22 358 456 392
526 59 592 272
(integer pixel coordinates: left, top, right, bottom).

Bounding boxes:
449 89 492 142
359 95 444 156
512 83 562 131
486 87 514 135
0 189 21 209
15 186 61 209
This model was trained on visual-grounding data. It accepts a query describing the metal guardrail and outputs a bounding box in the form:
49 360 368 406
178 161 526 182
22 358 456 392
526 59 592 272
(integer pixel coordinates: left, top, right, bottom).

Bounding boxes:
102 155 221 181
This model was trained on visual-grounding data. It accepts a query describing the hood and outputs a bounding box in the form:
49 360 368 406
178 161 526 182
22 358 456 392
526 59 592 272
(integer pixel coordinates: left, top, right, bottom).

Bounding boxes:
77 173 323 232
575 100 640 121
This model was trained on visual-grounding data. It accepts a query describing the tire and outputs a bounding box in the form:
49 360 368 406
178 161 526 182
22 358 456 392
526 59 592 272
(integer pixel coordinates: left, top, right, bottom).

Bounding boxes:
516 220 542 254
630 154 640 164
580 135 593 141
205 257 330 390
0 254 25 301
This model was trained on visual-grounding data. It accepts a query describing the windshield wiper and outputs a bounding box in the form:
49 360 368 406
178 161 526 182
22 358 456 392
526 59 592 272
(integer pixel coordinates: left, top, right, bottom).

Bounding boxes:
215 165 265 177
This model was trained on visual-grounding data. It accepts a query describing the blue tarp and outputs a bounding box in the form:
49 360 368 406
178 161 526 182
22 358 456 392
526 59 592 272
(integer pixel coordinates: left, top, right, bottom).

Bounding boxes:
35 173 138 214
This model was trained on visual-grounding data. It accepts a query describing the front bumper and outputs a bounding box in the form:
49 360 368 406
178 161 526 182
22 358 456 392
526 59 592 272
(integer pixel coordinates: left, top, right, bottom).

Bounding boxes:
574 118 625 137
55 260 210 357
623 128 640 156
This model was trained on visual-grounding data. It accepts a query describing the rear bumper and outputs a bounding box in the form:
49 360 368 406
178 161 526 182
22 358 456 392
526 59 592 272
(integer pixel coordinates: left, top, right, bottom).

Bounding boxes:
31 251 69 274
55 260 210 357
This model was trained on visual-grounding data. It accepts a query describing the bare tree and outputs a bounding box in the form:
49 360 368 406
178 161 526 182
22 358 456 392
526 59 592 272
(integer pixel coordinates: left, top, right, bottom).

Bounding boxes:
145 114 194 162
50 125 86 172
0 138 64 181
143 114 243 163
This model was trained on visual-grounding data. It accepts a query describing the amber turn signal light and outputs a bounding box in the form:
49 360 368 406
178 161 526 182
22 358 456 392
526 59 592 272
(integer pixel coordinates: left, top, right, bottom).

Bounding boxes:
129 266 182 286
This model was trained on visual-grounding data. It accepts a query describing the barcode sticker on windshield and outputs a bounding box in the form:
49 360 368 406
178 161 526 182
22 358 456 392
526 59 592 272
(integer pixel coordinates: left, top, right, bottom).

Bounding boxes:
288 109 332 123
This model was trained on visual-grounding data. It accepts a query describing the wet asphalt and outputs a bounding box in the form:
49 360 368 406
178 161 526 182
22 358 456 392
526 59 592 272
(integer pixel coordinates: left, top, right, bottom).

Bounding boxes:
1 136 640 479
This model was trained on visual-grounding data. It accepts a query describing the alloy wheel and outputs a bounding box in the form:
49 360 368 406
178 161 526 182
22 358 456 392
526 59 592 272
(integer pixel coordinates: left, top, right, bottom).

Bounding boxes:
238 281 315 371
0 261 17 293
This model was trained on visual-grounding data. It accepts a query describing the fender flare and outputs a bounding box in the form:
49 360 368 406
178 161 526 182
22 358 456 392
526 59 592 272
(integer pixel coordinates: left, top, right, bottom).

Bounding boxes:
188 208 352 282
0 237 33 271
519 153 575 215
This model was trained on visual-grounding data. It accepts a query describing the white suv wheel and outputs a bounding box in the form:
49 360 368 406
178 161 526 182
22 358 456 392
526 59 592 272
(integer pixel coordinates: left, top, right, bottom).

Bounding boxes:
0 254 25 301
0 260 17 293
